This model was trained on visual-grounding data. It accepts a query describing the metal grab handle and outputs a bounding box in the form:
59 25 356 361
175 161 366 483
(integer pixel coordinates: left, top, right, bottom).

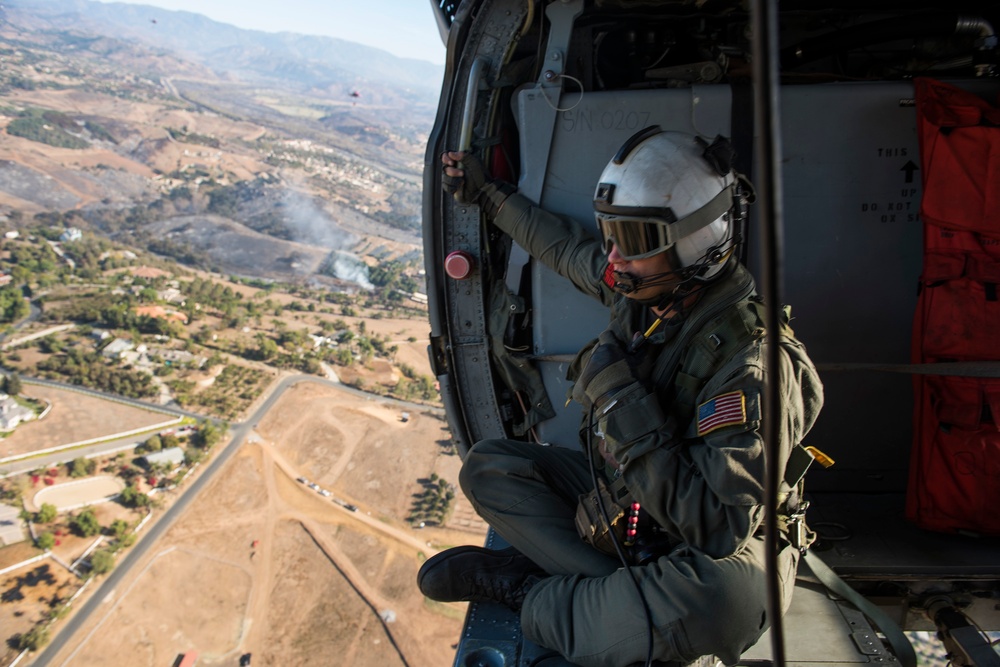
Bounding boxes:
459 57 487 152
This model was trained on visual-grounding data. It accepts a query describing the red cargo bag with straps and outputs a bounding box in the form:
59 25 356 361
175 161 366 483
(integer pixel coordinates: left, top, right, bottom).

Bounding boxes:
916 227 1000 362
909 373 1000 535
913 77 1000 234
907 78 1000 536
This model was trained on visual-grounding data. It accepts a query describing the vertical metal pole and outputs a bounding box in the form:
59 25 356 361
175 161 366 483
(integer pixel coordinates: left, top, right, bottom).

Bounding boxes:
750 0 787 665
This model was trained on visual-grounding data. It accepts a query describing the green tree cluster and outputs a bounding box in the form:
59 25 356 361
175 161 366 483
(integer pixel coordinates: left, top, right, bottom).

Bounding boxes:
43 291 123 324
192 421 222 449
36 532 56 550
61 235 117 274
182 277 243 310
408 474 456 527
110 518 131 541
0 285 29 323
7 108 89 149
2 372 22 395
89 549 115 575
119 484 151 509
139 434 162 453
69 508 100 537
35 503 57 524
69 457 96 478
172 364 267 420
368 260 418 293
36 349 157 399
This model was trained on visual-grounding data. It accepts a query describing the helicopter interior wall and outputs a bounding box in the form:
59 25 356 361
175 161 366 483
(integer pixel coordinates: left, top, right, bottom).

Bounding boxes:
516 79 1000 492
761 81 927 492
764 79 1000 493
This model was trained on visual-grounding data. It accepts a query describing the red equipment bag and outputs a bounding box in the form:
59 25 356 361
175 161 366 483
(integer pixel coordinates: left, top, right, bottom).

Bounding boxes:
907 78 1000 536
915 227 1000 361
908 375 1000 536
914 77 1000 234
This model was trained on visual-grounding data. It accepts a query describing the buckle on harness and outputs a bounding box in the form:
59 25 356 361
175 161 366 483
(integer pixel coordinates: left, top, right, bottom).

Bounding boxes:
782 500 813 554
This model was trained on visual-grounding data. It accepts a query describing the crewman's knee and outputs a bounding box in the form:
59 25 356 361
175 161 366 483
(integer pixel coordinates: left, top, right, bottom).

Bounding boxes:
675 554 775 662
458 438 512 498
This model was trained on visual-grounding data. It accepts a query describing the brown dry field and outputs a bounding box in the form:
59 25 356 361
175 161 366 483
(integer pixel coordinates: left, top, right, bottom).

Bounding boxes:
0 384 178 459
37 382 487 667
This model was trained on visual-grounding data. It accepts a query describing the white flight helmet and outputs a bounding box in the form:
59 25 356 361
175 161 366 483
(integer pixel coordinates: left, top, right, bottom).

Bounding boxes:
594 127 748 283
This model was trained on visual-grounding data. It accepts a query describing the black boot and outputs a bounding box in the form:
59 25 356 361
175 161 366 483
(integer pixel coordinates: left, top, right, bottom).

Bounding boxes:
417 545 544 612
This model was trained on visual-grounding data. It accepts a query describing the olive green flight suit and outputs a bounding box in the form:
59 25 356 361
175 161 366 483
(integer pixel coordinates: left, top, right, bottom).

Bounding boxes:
459 193 825 666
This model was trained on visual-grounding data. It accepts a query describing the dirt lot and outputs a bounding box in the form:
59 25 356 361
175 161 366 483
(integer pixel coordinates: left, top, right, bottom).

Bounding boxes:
0 384 178 460
36 382 486 667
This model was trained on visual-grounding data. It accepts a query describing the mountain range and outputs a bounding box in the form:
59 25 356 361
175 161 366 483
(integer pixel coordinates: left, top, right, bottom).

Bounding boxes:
3 0 445 103
0 0 442 286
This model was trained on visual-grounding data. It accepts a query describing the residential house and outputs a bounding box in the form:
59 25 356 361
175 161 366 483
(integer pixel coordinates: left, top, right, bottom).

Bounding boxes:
0 392 35 431
59 227 82 242
101 338 135 359
141 447 186 469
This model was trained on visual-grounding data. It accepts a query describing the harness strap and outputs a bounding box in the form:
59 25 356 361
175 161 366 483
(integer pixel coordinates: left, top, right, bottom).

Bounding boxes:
804 551 917 667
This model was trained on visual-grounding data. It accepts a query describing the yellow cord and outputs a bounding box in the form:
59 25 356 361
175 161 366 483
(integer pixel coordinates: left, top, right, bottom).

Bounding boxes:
641 317 664 340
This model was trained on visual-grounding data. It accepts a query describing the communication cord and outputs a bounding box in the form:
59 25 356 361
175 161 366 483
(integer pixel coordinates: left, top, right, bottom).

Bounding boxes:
586 406 655 667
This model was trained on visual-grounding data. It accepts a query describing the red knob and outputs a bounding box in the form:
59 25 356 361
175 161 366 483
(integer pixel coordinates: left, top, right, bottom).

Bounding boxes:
445 250 475 280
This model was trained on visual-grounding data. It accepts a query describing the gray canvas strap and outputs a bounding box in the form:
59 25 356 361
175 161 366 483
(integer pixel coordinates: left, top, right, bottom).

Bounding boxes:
804 551 916 667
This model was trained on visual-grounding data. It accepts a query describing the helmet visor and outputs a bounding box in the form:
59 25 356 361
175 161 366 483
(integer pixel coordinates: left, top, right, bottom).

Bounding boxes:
596 214 673 261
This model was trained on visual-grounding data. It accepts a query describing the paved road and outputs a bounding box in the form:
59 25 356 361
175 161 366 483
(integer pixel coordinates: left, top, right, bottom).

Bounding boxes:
0 429 177 480
29 374 442 667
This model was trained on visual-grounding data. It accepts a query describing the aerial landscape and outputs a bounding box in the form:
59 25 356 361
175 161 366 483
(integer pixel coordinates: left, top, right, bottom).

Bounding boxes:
0 1 485 665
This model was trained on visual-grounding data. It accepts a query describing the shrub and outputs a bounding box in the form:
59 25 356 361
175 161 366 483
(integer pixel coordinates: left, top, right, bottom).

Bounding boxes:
90 549 115 575
36 532 55 550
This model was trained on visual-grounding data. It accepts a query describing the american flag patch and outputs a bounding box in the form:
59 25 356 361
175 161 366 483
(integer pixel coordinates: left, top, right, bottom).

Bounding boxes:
697 391 747 436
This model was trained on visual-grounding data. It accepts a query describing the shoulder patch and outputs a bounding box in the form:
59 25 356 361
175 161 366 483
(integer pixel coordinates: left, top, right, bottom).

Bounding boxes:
697 390 747 436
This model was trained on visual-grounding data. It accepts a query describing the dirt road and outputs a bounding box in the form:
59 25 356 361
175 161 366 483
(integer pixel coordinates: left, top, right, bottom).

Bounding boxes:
38 383 483 667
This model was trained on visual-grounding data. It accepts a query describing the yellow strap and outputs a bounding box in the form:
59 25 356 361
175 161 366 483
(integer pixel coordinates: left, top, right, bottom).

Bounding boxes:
805 446 835 468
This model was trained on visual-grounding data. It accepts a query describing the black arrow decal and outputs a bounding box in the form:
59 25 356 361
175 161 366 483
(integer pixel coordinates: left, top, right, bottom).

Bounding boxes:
901 160 919 184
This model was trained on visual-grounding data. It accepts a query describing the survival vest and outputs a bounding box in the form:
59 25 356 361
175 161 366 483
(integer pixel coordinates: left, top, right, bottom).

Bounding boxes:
576 277 822 556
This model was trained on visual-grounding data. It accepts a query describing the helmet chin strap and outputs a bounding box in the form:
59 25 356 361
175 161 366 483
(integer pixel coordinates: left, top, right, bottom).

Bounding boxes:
608 255 731 310
602 240 738 308
609 269 691 308
609 269 672 294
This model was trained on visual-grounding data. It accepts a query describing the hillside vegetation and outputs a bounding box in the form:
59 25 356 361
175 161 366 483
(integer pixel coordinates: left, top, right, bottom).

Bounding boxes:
0 1 437 277
0 1 442 417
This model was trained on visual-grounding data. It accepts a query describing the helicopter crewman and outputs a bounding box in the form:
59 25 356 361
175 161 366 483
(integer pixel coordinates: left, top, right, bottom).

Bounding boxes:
418 128 824 666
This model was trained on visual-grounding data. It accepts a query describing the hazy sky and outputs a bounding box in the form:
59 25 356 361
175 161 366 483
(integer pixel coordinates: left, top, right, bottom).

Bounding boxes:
97 0 448 64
